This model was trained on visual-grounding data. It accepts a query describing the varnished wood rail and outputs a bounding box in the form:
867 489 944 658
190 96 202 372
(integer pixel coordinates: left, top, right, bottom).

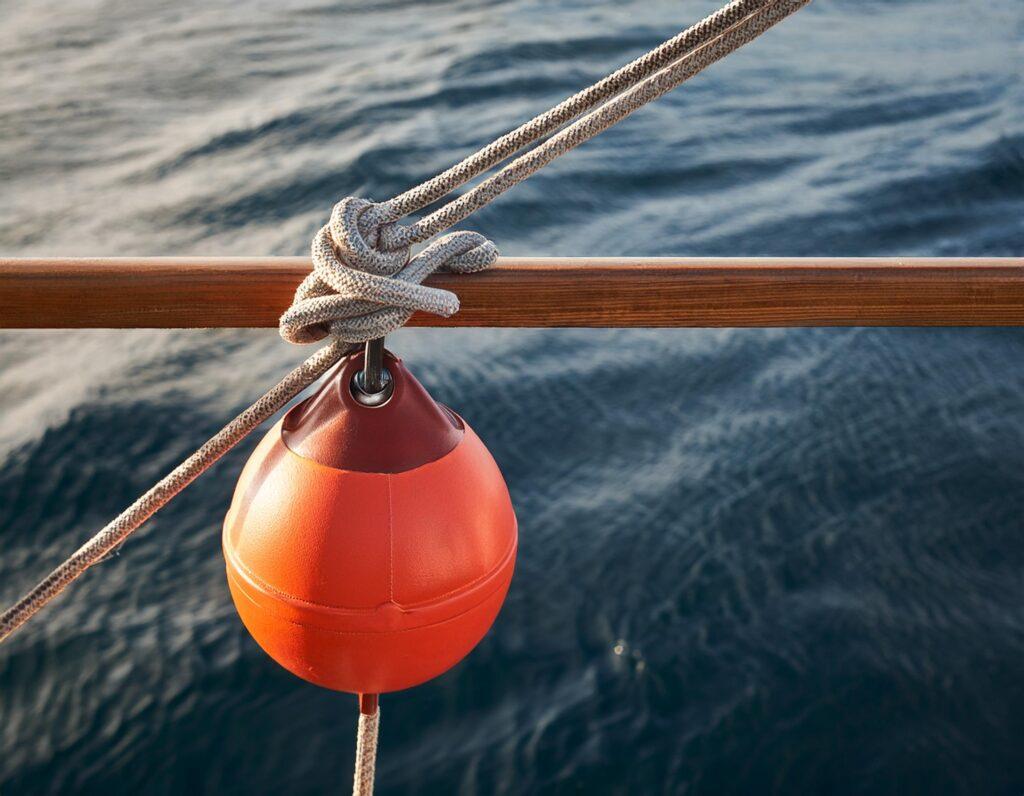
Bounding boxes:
1 257 1023 328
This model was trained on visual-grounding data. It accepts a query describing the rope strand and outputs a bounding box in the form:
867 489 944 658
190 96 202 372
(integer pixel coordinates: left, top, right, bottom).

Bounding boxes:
283 0 811 346
353 705 380 796
383 0 796 221
0 339 350 643
386 0 809 249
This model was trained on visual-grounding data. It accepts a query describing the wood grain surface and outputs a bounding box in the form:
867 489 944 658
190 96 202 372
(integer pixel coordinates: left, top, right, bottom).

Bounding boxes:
2 257 1023 328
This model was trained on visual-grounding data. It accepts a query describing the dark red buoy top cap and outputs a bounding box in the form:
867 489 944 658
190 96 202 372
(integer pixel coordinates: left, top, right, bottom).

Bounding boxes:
281 349 463 473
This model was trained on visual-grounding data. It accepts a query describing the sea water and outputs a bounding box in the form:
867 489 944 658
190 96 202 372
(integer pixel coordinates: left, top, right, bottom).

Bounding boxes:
1 1 1023 793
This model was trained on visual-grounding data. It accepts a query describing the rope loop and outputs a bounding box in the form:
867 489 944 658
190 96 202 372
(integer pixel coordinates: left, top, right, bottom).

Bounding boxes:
279 196 498 345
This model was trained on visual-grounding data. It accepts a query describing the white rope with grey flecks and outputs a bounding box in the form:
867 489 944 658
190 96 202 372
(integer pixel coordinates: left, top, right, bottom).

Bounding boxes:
353 707 380 796
0 0 811 791
279 0 812 348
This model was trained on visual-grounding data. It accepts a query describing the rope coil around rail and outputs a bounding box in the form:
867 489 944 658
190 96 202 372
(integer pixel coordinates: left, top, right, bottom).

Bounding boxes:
280 0 811 347
280 197 497 345
0 0 812 790
353 706 381 796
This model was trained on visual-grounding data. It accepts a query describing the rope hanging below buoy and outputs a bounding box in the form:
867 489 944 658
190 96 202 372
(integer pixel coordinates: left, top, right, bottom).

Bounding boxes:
354 696 380 796
0 0 813 791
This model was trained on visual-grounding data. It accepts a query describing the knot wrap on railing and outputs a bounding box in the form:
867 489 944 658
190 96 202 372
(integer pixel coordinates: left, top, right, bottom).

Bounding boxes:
279 196 498 345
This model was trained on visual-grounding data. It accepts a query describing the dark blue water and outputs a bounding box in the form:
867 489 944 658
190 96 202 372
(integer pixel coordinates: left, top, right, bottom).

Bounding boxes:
2 1 1024 793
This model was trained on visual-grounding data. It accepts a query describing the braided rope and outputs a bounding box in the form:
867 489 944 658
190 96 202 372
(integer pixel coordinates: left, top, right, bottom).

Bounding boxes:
385 0 803 222
279 0 811 346
279 197 497 345
353 707 380 796
389 0 810 249
380 0 810 248
0 339 350 643
0 0 810 674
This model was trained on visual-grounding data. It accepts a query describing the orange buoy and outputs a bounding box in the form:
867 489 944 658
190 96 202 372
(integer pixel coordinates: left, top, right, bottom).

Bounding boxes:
222 348 517 694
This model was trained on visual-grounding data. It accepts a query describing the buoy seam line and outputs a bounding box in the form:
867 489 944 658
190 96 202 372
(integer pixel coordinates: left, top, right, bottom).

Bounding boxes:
0 0 811 642
353 705 379 796
226 564 515 638
386 474 394 604
224 533 518 614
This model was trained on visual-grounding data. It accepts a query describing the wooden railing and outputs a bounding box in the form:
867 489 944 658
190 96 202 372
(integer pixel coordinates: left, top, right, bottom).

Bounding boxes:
2 257 1024 328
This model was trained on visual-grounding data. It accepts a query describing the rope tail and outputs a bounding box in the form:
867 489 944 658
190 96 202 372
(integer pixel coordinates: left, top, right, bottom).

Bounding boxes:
354 694 381 796
0 340 351 643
